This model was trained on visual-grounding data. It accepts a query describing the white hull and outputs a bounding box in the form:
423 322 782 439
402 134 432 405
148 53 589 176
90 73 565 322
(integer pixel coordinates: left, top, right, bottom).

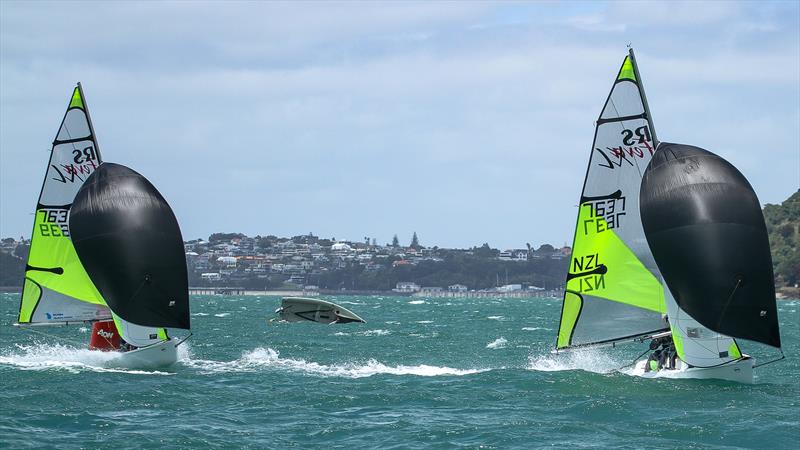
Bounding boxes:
632 356 754 384
108 339 179 369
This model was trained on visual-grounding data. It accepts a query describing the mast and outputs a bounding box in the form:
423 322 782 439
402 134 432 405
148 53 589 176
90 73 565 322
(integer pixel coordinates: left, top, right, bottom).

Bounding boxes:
628 48 658 146
76 82 101 156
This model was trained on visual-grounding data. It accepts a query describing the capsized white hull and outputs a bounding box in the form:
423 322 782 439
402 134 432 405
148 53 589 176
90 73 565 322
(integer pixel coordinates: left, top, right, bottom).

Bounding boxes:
632 356 754 384
107 339 179 369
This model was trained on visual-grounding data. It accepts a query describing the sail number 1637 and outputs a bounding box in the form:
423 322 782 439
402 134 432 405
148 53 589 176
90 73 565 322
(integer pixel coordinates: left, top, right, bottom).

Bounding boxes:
582 197 626 234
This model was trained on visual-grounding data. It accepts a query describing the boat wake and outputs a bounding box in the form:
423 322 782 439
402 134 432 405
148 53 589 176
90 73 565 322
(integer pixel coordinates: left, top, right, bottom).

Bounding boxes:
0 343 175 375
182 347 490 378
527 349 623 374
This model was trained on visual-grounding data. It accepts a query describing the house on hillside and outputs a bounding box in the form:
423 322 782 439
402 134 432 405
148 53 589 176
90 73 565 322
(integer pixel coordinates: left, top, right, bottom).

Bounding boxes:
393 282 420 293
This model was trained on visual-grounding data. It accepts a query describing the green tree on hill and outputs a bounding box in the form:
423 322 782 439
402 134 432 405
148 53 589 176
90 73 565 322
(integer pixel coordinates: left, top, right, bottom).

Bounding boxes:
764 191 800 287
473 243 498 258
209 232 245 243
410 232 420 249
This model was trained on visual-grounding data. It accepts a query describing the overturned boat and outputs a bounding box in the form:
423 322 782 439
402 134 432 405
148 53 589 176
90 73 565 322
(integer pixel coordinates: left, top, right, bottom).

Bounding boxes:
275 297 365 324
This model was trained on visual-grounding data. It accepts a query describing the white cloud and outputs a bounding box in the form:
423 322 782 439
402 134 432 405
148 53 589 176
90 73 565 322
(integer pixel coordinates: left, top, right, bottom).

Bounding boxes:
1 1 798 248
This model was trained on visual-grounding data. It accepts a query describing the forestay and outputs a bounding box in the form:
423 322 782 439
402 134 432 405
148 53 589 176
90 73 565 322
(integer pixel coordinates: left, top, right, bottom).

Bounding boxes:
556 50 667 350
18 84 111 325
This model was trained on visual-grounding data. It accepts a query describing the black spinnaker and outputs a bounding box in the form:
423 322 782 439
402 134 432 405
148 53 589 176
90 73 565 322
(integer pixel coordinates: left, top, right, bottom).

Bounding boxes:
640 143 780 348
69 163 190 330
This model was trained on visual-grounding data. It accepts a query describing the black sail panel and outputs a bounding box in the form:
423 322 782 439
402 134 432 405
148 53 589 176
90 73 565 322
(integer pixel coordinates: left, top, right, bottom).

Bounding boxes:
640 143 780 347
69 163 190 329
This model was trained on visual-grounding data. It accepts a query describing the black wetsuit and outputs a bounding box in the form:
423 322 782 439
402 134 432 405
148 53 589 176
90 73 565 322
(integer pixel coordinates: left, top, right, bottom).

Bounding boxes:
647 337 675 371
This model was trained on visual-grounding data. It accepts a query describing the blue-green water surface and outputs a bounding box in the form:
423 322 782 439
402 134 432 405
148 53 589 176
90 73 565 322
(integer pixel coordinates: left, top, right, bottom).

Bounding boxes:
1 294 797 449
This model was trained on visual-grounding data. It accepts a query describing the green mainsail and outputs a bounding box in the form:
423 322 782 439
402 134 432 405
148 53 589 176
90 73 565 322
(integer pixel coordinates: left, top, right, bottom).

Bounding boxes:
18 84 110 324
555 50 667 350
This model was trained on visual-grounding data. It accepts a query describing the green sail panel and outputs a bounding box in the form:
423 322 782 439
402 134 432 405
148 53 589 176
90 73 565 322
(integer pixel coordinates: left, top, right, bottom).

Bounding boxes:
617 56 636 82
18 85 111 324
555 50 666 350
566 210 665 312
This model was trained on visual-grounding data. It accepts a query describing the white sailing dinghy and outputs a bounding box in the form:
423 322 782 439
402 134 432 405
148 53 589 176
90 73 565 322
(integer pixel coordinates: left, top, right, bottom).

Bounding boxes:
15 84 190 369
553 49 782 383
275 297 366 324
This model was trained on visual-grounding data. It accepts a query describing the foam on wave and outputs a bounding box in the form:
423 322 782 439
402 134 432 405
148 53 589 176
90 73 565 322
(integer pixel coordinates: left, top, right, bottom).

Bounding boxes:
527 348 622 374
183 347 489 378
486 337 508 349
0 343 174 375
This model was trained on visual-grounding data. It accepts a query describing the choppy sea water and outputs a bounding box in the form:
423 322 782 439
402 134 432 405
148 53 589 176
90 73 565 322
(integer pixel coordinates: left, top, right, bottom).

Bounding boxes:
0 293 797 449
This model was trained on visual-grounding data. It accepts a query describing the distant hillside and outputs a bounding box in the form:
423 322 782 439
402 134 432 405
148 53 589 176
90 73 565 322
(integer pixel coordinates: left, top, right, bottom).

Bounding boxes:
0 251 24 287
764 190 800 291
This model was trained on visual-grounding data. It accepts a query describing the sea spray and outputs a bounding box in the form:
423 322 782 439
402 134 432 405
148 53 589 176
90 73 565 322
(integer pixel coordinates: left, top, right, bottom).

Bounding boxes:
528 348 624 374
0 343 173 375
183 347 489 378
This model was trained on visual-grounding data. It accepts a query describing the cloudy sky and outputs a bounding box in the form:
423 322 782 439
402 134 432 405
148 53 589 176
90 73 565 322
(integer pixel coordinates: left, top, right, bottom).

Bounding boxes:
1 1 798 249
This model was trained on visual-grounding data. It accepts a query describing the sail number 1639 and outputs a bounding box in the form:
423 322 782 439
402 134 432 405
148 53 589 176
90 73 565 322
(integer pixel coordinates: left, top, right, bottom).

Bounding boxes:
38 209 69 237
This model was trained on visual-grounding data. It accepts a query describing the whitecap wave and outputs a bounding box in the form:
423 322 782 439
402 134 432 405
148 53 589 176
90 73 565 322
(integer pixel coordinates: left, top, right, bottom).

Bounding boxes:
408 300 426 305
184 347 488 378
0 343 174 375
416 320 433 324
528 349 622 374
409 332 438 338
214 313 230 318
521 327 551 331
487 316 505 321
359 329 390 336
486 337 507 349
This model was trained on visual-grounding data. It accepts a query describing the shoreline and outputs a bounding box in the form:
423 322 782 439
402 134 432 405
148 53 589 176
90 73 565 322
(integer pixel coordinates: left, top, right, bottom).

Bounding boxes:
2 286 798 300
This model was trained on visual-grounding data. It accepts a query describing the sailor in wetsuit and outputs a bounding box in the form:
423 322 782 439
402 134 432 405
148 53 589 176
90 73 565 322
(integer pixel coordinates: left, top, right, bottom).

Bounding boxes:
119 338 137 352
645 335 676 372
